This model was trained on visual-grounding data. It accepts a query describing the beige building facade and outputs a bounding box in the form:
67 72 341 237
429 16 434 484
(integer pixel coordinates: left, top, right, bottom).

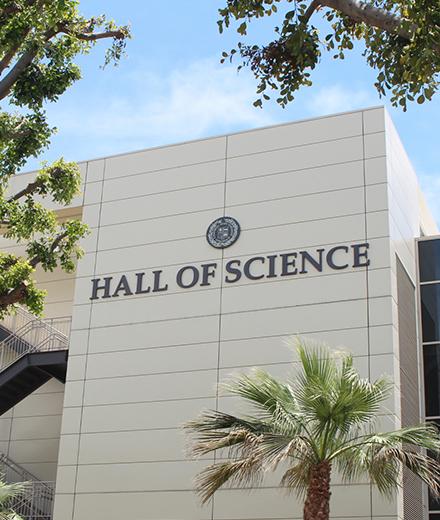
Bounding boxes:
0 106 438 520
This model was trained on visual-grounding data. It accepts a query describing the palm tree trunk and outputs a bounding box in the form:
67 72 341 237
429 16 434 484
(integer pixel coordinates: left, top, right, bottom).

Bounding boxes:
303 461 331 520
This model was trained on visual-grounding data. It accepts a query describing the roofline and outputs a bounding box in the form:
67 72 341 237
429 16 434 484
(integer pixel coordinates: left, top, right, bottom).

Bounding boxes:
22 105 385 174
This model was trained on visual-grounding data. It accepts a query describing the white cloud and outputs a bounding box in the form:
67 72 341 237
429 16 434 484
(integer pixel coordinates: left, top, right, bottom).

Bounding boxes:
306 84 377 116
37 73 382 168
49 58 274 156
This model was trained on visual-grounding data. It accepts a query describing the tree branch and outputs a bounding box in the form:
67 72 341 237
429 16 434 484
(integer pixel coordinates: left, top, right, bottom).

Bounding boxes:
319 0 413 39
0 41 24 77
0 22 126 99
0 259 28 311
0 2 22 20
56 19 127 41
0 0 50 23
0 0 55 77
303 0 321 23
8 178 44 202
29 231 69 268
0 282 29 311
0 28 56 101
0 49 34 99
59 28 127 41
0 230 69 310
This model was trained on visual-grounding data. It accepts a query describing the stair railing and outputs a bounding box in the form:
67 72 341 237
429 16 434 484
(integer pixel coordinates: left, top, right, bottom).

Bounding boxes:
8 481 55 520
0 308 71 372
40 316 71 338
1 307 71 340
0 453 54 520
0 308 37 339
0 453 46 487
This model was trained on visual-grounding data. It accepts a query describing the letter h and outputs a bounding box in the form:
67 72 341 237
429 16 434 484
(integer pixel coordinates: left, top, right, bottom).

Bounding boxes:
90 277 113 300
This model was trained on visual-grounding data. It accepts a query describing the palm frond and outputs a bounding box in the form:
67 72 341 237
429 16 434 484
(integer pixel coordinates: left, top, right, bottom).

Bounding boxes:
194 458 263 503
280 462 313 498
334 424 440 497
294 340 341 431
184 410 270 457
0 480 25 506
331 371 392 432
221 368 297 418
257 433 316 470
335 442 372 484
372 448 440 497
294 339 391 437
296 339 338 388
0 479 25 520
362 425 440 453
185 410 269 434
193 428 261 458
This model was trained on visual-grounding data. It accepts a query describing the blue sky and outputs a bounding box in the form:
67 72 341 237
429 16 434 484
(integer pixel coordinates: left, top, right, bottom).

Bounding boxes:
27 1 440 221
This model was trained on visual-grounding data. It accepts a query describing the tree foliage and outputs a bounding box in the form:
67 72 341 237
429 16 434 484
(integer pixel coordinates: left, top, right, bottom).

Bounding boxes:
0 0 130 317
186 339 440 520
218 0 439 110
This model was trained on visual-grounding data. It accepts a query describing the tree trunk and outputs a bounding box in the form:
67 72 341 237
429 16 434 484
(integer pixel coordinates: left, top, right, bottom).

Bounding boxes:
303 461 331 520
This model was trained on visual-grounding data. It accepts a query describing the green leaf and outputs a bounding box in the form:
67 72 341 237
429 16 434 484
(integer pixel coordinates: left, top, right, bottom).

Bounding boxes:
0 0 127 316
237 22 247 35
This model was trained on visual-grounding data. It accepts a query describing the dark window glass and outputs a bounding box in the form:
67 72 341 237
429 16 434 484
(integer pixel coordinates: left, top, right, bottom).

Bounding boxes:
421 285 440 342
430 492 440 511
424 346 440 416
430 515 440 519
419 240 440 282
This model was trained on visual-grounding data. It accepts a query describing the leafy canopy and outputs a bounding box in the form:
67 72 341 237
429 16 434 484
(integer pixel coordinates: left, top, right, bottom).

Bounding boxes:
0 0 130 317
218 0 439 110
186 339 440 506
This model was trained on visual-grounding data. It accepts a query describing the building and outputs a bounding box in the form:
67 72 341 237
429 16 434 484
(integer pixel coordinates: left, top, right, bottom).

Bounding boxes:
0 106 438 520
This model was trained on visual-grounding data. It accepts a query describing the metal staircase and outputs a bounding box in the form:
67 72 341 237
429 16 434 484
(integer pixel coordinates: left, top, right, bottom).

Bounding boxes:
0 453 54 520
0 307 71 414
0 308 71 520
0 307 71 368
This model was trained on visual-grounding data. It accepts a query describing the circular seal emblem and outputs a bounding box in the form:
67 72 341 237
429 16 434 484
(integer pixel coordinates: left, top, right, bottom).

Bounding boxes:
206 216 241 249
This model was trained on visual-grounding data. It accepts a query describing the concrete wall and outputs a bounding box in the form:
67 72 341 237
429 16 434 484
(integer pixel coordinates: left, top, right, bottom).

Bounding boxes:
384 111 438 520
0 168 85 481
50 107 426 520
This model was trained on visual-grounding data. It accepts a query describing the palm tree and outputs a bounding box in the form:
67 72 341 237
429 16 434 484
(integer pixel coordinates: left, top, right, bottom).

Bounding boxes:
185 339 440 520
0 480 24 520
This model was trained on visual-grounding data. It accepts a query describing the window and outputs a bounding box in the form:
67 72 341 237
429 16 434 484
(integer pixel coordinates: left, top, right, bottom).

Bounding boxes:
419 240 440 282
421 285 440 342
418 240 440 520
424 346 440 416
429 494 440 512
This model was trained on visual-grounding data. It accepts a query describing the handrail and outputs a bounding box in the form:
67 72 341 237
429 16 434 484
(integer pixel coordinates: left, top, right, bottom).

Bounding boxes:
41 316 71 338
1 307 71 340
0 453 55 520
6 481 54 520
0 308 31 338
0 453 43 485
0 308 71 373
